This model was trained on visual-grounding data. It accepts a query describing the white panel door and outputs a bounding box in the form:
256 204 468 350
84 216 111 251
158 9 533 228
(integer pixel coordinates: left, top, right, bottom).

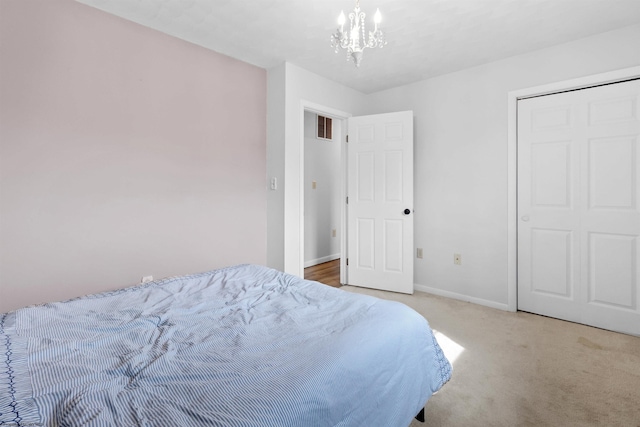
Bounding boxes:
518 79 640 336
347 111 413 293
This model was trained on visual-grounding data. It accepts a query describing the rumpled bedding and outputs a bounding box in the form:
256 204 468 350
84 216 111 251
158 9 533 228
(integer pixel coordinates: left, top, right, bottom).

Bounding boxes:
1 264 451 426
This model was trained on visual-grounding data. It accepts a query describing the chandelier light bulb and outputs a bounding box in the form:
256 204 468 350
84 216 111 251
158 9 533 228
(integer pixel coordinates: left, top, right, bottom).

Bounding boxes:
338 11 346 27
374 8 382 24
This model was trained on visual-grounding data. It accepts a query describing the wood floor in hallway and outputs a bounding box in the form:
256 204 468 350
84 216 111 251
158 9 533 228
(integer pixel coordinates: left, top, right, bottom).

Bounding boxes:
304 259 341 288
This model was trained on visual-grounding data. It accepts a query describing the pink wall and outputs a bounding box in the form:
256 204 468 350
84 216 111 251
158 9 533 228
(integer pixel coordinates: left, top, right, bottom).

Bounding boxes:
0 0 267 312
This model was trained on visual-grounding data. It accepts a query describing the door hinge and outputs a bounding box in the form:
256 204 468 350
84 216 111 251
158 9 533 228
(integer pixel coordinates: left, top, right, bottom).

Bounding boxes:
346 197 349 204
346 135 349 143
346 258 349 266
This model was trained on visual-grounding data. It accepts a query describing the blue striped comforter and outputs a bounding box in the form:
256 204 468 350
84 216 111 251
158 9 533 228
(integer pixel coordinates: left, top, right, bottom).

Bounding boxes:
1 264 451 426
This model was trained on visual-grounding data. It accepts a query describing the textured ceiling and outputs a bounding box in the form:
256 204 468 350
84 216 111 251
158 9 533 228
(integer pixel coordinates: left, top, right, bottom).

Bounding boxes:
76 0 640 94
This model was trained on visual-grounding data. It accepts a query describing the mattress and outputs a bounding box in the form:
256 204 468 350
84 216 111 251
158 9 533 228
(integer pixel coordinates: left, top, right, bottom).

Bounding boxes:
1 264 451 426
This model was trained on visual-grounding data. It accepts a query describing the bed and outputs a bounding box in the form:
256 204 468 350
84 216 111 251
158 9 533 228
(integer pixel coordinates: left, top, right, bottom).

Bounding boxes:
1 264 451 426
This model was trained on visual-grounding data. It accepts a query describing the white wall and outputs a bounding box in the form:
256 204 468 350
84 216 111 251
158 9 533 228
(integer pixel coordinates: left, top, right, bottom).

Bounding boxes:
267 24 640 307
304 111 342 266
267 63 368 275
363 24 640 307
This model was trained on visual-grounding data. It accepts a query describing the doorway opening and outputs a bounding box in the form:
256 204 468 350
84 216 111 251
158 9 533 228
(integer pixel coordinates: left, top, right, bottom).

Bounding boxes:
299 100 351 283
302 109 345 287
298 105 415 293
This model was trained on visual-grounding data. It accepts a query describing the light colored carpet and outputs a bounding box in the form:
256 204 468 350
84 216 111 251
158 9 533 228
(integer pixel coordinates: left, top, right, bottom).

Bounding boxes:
341 286 640 427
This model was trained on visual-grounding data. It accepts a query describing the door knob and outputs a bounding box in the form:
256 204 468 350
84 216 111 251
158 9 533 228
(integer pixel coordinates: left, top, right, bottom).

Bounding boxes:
521 215 530 222
404 209 411 215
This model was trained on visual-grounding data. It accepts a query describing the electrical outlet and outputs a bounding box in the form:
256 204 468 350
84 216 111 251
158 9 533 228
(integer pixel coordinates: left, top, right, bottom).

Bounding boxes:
454 254 462 265
332 229 337 237
141 275 153 283
312 181 317 189
417 248 423 259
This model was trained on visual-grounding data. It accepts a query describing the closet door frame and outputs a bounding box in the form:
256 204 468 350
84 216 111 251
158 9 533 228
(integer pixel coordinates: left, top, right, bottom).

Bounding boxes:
506 65 640 312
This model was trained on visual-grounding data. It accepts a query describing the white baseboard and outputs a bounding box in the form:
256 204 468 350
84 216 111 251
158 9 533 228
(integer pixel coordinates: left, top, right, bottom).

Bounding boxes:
304 253 340 268
414 284 510 312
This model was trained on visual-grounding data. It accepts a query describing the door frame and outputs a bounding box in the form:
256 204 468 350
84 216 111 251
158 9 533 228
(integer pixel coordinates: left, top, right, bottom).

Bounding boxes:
299 100 351 284
506 65 640 312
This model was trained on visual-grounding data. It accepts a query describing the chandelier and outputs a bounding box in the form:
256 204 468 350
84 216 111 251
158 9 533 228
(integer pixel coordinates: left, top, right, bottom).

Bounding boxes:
330 0 387 67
